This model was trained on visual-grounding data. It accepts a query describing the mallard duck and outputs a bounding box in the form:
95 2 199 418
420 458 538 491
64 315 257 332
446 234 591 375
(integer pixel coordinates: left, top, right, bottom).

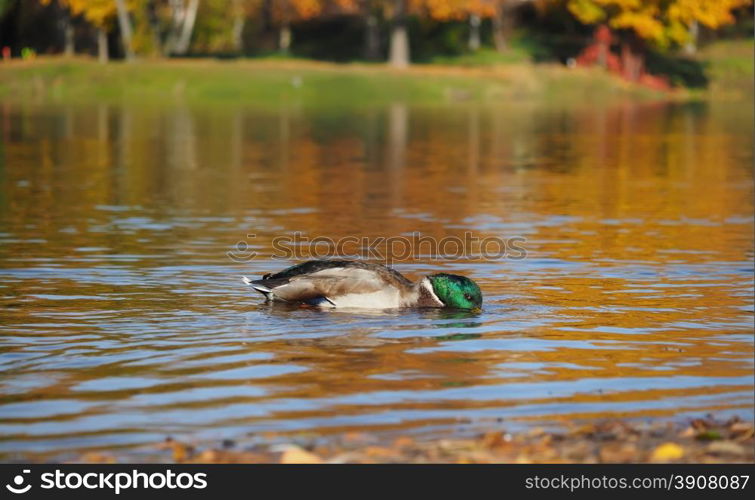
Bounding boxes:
242 259 482 311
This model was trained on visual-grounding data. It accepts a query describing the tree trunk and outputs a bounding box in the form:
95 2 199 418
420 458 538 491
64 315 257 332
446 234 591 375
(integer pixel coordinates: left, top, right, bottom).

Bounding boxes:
493 0 515 53
232 18 245 53
468 14 481 52
231 0 245 53
279 23 292 54
596 25 611 68
63 17 74 57
364 12 380 60
684 20 699 56
97 27 109 63
388 0 409 68
621 37 644 82
146 0 164 56
56 0 75 57
164 0 184 54
114 0 134 60
174 0 199 55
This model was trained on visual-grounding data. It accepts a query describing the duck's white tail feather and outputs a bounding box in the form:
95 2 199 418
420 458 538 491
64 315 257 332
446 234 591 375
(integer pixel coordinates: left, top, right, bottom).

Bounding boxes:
242 276 274 300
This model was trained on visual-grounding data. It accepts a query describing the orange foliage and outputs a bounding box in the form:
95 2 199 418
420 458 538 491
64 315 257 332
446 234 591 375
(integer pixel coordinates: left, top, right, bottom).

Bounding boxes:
271 0 325 22
421 0 496 20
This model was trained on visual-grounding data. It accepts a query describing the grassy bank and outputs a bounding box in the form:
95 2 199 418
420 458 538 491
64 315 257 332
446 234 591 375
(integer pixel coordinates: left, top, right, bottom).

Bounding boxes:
0 58 663 109
0 40 750 107
700 39 755 98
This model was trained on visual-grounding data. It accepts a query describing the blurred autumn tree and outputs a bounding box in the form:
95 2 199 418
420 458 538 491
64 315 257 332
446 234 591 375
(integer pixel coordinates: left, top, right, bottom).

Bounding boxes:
491 0 534 52
1 0 751 69
40 0 122 61
423 0 495 51
566 0 752 80
140 0 202 56
387 0 534 66
268 0 323 53
386 0 483 67
190 0 250 53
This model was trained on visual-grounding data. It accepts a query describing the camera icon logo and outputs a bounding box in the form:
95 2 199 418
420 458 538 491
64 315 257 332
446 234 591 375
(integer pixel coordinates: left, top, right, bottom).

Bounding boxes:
227 234 258 263
6 469 32 494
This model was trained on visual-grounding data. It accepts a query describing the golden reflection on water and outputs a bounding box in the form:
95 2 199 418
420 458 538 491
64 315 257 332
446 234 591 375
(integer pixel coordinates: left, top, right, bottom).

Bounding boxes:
0 98 752 459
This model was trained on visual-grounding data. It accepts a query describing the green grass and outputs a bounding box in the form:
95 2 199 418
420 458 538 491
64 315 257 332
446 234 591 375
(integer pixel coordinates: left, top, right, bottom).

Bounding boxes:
700 38 754 96
426 47 530 66
0 59 658 109
702 38 754 73
0 39 749 108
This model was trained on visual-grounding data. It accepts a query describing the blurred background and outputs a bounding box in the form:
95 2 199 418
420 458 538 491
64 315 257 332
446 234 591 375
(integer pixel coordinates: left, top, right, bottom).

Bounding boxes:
0 1 753 84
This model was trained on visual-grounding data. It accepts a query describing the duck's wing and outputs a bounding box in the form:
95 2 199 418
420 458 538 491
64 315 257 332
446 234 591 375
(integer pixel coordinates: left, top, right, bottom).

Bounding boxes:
260 260 412 286
243 261 409 305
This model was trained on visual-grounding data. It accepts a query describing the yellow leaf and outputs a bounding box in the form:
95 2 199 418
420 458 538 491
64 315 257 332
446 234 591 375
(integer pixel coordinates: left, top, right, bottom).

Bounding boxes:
279 446 323 464
651 442 684 462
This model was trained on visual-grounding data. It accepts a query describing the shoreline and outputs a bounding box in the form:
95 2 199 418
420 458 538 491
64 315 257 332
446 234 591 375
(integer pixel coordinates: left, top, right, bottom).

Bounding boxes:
1 41 751 110
10 416 752 464
0 56 717 107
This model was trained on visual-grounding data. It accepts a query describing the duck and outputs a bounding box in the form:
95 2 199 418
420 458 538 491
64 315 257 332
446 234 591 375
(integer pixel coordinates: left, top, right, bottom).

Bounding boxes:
242 259 482 311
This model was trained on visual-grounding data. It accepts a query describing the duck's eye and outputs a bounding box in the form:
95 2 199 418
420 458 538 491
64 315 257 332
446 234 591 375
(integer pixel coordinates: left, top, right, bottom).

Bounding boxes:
464 293 473 302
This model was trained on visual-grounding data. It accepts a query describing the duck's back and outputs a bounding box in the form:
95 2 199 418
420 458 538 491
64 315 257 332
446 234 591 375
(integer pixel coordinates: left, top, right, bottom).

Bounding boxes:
265 260 413 288
247 260 415 309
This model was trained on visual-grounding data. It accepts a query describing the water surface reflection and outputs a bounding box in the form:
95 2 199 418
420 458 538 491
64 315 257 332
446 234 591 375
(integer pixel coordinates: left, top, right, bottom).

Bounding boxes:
0 98 752 459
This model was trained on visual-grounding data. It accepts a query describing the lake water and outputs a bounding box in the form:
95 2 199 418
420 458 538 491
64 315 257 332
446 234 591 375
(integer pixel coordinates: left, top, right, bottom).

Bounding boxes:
0 97 752 461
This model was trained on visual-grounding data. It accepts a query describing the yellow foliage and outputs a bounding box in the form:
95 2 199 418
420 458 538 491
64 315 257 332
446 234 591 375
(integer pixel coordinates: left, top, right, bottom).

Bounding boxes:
44 0 144 28
68 0 116 27
610 6 664 41
421 0 496 21
567 0 752 47
667 0 751 29
567 0 606 23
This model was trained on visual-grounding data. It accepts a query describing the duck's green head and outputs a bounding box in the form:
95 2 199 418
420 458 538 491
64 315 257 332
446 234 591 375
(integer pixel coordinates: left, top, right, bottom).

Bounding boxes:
428 273 483 311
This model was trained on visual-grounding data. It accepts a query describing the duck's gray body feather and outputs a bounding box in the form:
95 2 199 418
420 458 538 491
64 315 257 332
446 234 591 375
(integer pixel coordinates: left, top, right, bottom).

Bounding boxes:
243 260 442 309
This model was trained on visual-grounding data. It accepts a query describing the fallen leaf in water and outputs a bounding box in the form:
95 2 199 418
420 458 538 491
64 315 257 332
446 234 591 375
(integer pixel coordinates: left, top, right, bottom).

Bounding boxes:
561 441 592 461
195 450 220 462
393 436 415 449
162 439 193 462
77 452 116 464
729 422 754 440
279 446 323 464
651 443 684 462
599 443 637 463
691 419 709 431
569 424 596 437
678 426 696 438
481 431 507 449
706 441 746 457
343 432 372 444
696 430 723 441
